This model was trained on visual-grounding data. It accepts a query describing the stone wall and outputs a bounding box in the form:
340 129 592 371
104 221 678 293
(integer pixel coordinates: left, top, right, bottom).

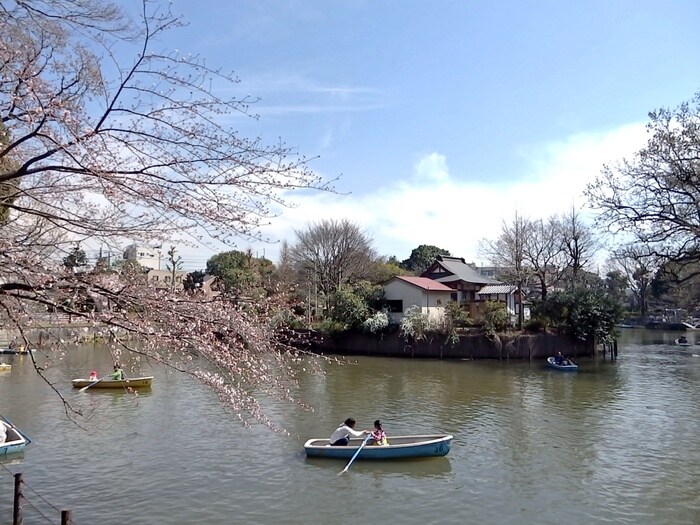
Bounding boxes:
309 330 593 361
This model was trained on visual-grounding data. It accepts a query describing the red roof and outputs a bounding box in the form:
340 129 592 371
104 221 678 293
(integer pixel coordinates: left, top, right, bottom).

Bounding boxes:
394 276 454 292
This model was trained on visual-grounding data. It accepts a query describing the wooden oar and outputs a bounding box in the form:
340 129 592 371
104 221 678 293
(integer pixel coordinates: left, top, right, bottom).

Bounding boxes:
79 375 110 393
338 434 371 475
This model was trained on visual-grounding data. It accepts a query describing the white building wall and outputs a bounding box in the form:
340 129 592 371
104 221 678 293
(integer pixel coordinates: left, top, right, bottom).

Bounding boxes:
123 244 162 270
383 280 452 324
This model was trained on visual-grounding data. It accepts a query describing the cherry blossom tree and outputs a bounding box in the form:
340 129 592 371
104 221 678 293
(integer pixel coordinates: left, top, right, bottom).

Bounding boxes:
0 0 331 428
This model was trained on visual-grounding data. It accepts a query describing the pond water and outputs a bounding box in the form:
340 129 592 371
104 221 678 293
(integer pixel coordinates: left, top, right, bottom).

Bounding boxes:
0 329 699 524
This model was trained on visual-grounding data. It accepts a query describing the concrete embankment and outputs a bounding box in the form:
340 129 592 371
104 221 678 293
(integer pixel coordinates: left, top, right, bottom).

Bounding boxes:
307 331 594 361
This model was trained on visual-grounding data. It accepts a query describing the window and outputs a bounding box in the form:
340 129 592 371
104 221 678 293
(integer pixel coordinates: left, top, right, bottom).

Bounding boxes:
385 300 403 313
436 299 442 306
451 292 458 301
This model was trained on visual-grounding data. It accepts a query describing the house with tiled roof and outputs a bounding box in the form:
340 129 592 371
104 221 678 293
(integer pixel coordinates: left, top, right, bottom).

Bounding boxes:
382 276 455 324
421 255 527 324
421 255 500 300
477 284 529 322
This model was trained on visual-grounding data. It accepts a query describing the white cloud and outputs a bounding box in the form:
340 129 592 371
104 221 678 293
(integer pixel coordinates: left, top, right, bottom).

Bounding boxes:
414 153 450 183
174 122 649 269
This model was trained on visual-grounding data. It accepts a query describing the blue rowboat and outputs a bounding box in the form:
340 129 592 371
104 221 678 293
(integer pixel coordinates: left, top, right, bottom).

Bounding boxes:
547 357 578 372
304 434 453 460
0 416 31 456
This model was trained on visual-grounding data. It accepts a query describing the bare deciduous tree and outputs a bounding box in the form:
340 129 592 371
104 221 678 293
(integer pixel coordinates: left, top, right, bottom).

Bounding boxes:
289 219 376 312
557 207 599 287
607 246 657 316
522 215 565 300
479 212 529 328
0 0 329 428
587 93 700 283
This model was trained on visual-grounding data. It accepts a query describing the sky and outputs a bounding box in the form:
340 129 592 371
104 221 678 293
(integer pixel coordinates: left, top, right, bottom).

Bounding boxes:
138 0 700 270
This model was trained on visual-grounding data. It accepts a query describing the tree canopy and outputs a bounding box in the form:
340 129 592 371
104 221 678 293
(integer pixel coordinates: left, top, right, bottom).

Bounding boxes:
401 245 451 274
587 93 700 284
534 289 622 343
206 250 275 296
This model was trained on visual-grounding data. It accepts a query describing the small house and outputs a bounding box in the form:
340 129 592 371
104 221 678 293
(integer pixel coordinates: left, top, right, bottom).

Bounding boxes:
382 276 455 324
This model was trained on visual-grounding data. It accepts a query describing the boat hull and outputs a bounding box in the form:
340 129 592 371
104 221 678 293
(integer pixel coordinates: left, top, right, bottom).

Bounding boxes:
71 376 154 389
547 357 578 371
0 347 32 355
304 434 452 459
674 339 691 347
1 416 31 457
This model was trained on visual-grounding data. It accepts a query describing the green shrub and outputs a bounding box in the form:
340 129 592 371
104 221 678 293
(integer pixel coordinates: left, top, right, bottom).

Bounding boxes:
533 288 622 343
318 318 347 334
480 301 508 336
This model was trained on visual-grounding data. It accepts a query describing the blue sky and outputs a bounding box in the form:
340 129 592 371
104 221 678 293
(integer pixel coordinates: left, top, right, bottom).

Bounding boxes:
155 0 700 269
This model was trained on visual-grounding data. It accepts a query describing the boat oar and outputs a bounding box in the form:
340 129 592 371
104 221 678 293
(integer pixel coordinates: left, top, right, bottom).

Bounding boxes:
338 434 371 475
79 375 109 393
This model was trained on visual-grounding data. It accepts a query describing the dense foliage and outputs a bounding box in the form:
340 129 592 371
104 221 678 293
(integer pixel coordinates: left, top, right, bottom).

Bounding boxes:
479 301 509 336
534 289 623 343
400 245 451 274
206 250 275 297
329 281 382 330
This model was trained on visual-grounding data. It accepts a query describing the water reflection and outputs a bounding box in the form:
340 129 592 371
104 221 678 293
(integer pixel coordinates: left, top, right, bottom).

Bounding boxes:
0 454 25 467
74 388 153 398
304 456 453 479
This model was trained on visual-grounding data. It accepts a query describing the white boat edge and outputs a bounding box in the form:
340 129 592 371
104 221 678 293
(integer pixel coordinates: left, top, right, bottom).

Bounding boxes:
303 434 453 449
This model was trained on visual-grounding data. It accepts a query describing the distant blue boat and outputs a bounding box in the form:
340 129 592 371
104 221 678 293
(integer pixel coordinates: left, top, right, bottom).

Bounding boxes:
0 416 31 456
304 434 452 460
547 357 578 372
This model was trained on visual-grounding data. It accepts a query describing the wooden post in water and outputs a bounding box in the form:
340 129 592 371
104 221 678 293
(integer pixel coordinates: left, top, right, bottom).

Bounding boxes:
613 339 618 360
61 510 73 525
13 472 23 525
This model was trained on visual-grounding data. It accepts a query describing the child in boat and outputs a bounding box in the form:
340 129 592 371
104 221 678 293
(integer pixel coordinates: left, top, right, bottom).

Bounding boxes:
109 364 126 380
371 419 388 446
89 370 98 381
